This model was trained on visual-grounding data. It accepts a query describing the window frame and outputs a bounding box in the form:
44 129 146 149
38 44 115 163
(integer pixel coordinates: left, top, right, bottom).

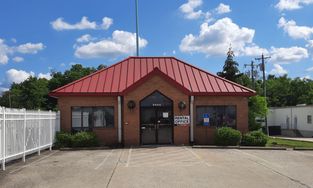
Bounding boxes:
71 106 115 131
195 105 237 128
307 115 312 124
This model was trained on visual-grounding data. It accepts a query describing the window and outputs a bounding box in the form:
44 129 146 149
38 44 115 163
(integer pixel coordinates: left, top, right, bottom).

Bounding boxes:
71 107 114 131
307 115 312 124
196 106 236 128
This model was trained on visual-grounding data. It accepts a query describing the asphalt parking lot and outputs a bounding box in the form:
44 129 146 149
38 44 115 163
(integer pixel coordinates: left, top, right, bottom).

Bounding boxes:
1 147 313 188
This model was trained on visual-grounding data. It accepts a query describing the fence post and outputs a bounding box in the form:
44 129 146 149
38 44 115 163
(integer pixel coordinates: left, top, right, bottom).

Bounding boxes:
23 108 26 162
38 109 41 156
2 108 6 171
49 110 52 151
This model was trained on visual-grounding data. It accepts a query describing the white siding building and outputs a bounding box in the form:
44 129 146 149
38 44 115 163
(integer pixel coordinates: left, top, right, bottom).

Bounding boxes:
267 105 313 137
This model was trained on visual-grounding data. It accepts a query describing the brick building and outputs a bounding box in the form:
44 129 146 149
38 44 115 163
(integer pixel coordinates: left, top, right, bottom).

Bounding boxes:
50 57 255 146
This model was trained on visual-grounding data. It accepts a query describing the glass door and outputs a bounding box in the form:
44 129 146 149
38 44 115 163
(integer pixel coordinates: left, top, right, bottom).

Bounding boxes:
140 91 173 145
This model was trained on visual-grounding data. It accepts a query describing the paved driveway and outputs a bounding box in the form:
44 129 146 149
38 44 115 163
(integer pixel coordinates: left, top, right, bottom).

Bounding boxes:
1 147 313 188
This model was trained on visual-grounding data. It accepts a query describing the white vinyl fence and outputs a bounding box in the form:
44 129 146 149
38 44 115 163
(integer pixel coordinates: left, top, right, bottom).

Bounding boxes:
0 107 60 170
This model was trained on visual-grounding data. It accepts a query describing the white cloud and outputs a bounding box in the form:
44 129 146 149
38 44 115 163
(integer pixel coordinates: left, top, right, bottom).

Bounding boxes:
12 56 24 63
215 3 231 14
102 17 113 30
278 17 313 40
6 69 34 84
76 34 95 43
270 46 308 63
51 17 97 31
51 16 113 31
38 72 52 80
74 30 148 59
179 0 203 20
306 40 313 48
243 45 269 56
179 17 255 56
301 75 311 80
0 39 44 64
275 0 313 11
0 39 11 64
16 43 45 54
270 64 288 75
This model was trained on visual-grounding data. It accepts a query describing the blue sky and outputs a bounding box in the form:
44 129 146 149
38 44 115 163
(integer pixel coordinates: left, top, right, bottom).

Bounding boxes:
1 0 313 92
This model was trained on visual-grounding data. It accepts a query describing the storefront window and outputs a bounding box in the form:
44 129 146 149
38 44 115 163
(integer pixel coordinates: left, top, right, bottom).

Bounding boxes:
71 106 114 131
196 106 236 128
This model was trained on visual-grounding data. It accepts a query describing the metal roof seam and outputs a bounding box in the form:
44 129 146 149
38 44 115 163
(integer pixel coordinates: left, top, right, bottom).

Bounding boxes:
173 57 255 93
182 63 194 92
197 69 208 92
93 74 100 92
190 67 201 92
109 66 116 93
102 67 109 92
117 62 123 93
51 56 131 93
207 75 215 93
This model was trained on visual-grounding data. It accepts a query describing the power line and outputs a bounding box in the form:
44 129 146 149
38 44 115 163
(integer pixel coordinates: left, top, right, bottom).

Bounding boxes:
244 61 258 89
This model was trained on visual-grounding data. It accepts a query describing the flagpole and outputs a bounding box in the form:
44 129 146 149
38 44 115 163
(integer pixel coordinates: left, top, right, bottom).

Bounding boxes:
135 0 139 56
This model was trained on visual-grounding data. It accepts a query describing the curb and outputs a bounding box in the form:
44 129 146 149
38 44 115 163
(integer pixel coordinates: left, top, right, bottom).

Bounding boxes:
192 145 287 150
293 147 313 151
59 146 111 151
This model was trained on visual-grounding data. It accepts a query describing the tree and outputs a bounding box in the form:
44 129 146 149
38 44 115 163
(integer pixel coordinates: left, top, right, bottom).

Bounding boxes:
248 96 268 131
217 47 241 82
0 64 99 110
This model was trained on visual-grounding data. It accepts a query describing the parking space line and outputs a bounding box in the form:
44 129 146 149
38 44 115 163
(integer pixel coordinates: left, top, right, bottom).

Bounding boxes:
183 147 211 167
125 147 132 167
234 149 282 169
9 150 59 174
94 150 113 170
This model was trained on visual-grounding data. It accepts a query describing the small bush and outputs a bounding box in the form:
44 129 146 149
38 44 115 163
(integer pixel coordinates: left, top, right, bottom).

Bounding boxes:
55 131 99 148
71 132 99 147
241 131 268 146
55 132 73 148
214 127 242 146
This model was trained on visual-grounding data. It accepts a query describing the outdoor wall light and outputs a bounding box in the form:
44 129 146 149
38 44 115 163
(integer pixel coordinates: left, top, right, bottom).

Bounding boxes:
127 100 136 110
178 101 186 110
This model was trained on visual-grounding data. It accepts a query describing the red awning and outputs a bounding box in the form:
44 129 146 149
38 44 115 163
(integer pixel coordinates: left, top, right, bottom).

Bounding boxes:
49 57 256 97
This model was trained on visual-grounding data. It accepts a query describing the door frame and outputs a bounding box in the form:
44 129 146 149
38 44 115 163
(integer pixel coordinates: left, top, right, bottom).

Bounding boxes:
139 90 174 145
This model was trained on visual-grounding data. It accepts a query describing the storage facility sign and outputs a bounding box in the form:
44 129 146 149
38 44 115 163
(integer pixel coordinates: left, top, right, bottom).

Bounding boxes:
174 116 190 125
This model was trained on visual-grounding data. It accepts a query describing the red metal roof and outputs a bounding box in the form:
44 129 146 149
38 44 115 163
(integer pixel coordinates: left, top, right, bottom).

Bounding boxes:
49 57 256 97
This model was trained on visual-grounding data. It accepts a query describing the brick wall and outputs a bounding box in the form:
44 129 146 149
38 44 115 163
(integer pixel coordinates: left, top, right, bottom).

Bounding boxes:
193 96 249 144
123 74 190 146
58 96 118 145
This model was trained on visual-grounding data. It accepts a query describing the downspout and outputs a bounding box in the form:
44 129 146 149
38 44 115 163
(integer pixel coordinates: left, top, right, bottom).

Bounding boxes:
118 96 122 144
190 96 194 143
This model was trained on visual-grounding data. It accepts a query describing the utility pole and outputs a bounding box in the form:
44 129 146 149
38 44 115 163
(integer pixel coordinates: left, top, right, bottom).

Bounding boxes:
244 61 257 89
255 54 271 135
135 0 139 56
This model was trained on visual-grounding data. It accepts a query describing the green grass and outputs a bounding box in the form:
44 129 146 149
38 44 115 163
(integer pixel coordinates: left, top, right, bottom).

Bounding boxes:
266 137 313 148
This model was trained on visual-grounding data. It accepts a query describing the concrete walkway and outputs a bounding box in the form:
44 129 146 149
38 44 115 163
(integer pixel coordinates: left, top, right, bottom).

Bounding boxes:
274 136 313 142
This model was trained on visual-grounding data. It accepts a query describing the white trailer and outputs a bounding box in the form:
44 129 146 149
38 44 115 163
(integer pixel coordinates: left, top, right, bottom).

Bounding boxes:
267 105 313 137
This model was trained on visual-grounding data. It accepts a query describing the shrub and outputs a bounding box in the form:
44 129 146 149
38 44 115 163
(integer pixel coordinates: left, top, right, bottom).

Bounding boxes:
71 132 99 147
241 131 268 146
55 131 99 148
55 132 73 148
214 127 242 146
